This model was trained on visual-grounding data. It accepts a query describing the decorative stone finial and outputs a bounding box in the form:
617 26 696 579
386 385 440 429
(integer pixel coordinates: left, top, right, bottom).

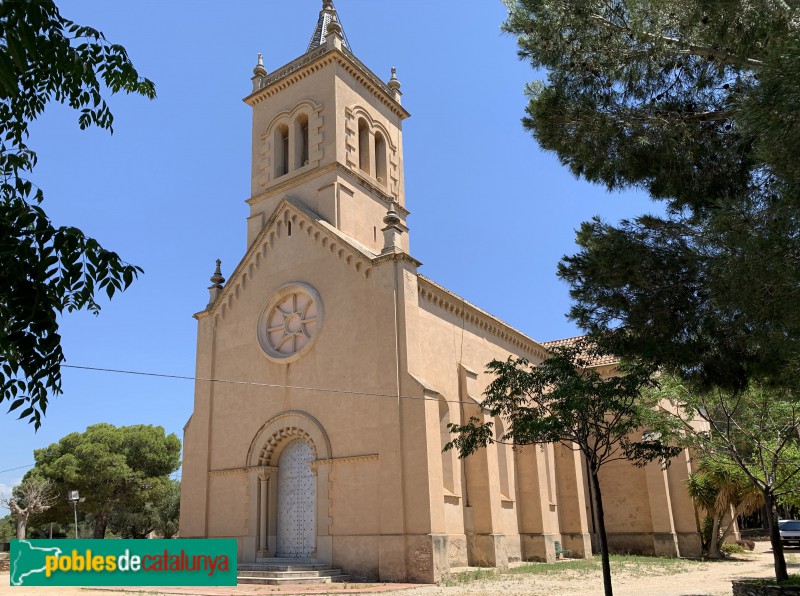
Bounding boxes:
383 204 401 227
388 67 401 91
251 53 267 93
387 67 402 103
323 0 334 10
207 259 225 308
381 204 405 254
210 259 225 287
327 15 343 38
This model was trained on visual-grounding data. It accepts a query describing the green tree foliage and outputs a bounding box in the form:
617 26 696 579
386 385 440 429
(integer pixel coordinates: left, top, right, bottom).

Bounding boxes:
109 478 180 539
446 340 681 596
655 376 800 580
25 423 181 539
0 514 14 543
685 459 762 559
503 0 800 393
0 1 156 428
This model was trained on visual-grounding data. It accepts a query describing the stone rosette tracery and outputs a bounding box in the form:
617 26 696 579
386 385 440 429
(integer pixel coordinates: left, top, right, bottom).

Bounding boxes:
258 282 324 362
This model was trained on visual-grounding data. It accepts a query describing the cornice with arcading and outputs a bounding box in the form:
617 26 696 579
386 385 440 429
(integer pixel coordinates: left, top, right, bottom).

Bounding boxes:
244 47 410 120
198 199 376 321
417 276 550 362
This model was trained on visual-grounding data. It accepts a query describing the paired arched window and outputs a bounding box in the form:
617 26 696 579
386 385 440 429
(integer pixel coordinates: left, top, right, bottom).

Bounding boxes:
273 112 311 179
356 116 389 188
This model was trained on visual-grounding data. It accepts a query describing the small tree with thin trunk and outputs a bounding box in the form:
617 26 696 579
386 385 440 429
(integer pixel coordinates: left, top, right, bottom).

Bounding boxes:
445 339 681 596
655 376 800 582
1 478 55 539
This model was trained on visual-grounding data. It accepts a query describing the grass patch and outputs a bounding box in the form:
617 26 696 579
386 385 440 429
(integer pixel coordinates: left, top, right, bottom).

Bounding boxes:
511 555 702 578
441 568 498 585
443 555 705 585
721 544 748 555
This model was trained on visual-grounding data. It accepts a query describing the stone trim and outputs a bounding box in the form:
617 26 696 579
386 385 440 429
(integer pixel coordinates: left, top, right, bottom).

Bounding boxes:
246 163 409 218
245 47 409 120
246 410 332 468
200 199 375 320
309 454 378 469
417 276 550 362
209 465 278 477
258 426 318 466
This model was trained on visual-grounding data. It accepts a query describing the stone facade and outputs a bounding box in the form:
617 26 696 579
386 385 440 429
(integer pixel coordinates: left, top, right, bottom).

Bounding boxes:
179 1 703 583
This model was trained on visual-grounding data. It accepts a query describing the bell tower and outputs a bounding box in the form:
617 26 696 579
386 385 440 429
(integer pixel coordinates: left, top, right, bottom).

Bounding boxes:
244 1 410 255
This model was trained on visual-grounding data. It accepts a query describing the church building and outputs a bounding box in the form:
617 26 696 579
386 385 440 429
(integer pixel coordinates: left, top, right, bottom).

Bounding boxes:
179 1 702 583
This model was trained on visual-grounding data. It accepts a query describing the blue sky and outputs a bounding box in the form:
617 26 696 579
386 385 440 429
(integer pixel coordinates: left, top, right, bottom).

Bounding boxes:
1 0 658 508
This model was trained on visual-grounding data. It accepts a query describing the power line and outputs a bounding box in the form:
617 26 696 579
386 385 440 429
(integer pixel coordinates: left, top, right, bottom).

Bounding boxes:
62 364 479 406
0 464 34 475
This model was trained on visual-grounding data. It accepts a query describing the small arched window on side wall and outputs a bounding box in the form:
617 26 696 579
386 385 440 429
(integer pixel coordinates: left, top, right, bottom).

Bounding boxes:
274 123 290 178
358 118 370 175
375 131 387 186
294 113 309 170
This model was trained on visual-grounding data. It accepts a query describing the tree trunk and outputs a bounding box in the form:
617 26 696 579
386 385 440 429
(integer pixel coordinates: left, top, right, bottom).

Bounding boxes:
591 466 613 596
9 501 27 540
763 491 788 582
16 513 27 540
93 512 108 539
708 515 723 559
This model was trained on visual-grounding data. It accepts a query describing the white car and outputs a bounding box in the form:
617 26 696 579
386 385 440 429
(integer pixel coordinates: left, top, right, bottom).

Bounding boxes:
779 520 800 548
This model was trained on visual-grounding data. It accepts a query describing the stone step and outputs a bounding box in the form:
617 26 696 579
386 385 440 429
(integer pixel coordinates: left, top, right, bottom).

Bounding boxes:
239 563 334 572
237 568 344 579
255 557 321 564
237 573 350 586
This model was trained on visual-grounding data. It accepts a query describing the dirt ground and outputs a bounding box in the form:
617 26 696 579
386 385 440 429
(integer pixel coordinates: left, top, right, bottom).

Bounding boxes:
0 542 796 596
404 542 799 596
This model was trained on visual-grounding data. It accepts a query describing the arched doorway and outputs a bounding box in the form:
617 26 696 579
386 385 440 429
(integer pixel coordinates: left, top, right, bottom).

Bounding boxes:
276 439 316 557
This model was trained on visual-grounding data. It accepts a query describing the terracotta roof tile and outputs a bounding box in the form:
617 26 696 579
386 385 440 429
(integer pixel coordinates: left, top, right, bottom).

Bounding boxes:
540 335 619 368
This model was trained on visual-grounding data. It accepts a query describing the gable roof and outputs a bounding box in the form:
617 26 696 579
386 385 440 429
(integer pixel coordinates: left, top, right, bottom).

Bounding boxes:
540 335 619 367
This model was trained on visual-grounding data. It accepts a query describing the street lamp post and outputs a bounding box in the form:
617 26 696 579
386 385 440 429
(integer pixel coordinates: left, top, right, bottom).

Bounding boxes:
67 490 80 539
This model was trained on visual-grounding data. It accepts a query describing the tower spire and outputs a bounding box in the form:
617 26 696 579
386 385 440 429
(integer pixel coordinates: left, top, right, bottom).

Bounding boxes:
307 0 351 52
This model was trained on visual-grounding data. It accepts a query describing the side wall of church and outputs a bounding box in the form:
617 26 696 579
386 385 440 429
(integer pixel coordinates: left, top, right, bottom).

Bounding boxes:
404 280 702 568
402 279 592 569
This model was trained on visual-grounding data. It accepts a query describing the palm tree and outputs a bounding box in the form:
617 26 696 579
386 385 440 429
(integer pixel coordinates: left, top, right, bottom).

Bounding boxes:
687 460 763 558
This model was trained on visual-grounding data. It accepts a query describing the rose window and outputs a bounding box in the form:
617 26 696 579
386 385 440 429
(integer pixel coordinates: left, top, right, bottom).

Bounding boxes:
258 283 323 362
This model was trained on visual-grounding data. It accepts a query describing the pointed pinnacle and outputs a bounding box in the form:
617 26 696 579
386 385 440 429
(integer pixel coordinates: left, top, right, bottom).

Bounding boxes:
210 259 225 288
